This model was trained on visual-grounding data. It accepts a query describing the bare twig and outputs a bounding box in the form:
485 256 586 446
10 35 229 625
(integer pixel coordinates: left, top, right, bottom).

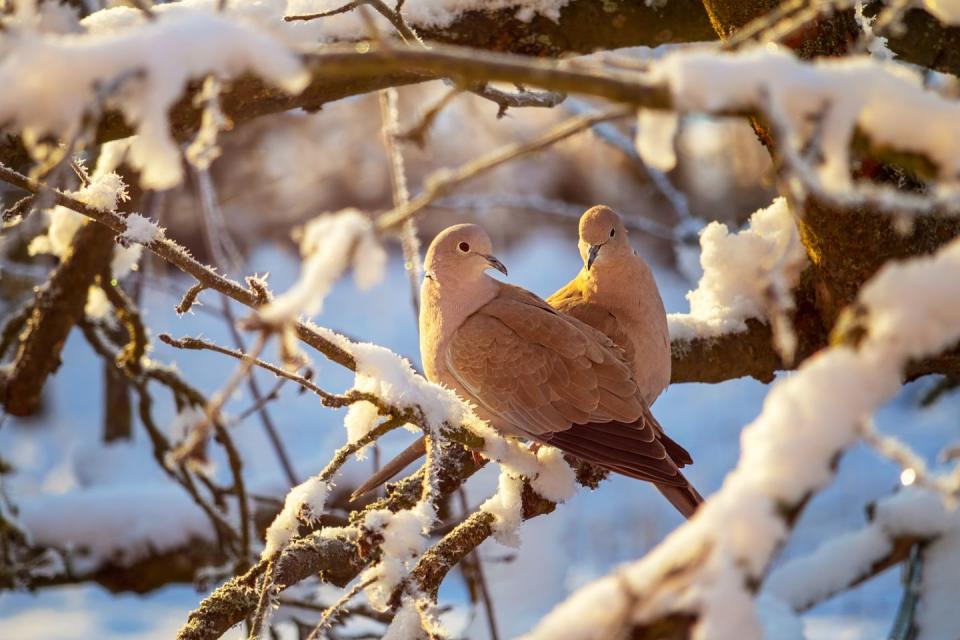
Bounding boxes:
374 106 632 232
78 320 241 555
471 83 567 118
564 97 693 233
284 0 422 45
160 334 363 408
0 163 357 370
170 331 268 468
277 597 392 624
456 489 500 640
231 378 286 425
191 166 298 485
396 86 461 147
721 0 817 50
176 282 208 315
304 578 375 640
379 88 421 322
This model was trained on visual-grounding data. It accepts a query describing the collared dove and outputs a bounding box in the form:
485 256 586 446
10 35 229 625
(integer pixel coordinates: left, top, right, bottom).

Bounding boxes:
547 205 670 406
353 223 701 517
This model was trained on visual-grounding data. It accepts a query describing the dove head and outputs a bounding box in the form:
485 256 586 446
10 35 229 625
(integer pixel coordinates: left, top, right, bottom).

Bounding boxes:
578 205 630 271
424 224 508 284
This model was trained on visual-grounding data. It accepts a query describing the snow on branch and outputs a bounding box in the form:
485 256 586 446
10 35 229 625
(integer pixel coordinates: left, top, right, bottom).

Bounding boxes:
255 209 386 326
524 230 960 640
262 477 331 559
917 517 960 640
238 320 579 634
764 488 952 612
668 197 808 350
650 45 960 212
27 142 145 298
0 10 308 188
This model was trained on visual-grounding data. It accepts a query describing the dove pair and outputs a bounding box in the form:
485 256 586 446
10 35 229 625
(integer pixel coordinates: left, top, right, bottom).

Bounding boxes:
356 206 702 518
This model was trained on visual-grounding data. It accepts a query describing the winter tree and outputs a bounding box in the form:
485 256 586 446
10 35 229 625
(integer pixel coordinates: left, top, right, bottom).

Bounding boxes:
1 0 959 638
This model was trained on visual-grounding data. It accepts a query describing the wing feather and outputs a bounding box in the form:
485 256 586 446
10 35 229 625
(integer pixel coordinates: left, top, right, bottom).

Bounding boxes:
445 283 689 485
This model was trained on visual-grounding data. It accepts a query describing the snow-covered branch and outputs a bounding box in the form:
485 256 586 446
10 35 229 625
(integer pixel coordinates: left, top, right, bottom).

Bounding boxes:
526 228 960 640
669 197 809 364
764 488 952 613
0 0 714 172
0 163 357 371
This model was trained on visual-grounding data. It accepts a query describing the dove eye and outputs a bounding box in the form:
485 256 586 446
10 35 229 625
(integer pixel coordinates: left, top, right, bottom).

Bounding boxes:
458 242 470 253
610 229 616 237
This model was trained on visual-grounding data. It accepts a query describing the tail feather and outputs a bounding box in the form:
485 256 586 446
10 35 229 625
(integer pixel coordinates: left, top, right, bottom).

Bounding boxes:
350 436 427 501
655 474 704 519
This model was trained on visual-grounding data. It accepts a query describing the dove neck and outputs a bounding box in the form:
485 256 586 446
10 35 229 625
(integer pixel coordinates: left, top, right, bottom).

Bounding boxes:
419 273 499 382
585 255 657 313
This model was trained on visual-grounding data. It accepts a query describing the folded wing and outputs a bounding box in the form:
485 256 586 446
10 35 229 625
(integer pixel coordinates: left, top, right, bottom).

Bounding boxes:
446 284 689 486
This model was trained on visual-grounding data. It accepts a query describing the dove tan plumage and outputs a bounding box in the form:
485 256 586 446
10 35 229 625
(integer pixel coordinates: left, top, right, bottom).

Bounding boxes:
548 205 671 405
548 206 699 514
353 222 701 517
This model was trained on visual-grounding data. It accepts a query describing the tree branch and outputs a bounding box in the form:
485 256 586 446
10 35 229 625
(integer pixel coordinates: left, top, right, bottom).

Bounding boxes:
670 270 828 384
0 0 713 171
0 163 357 371
177 443 485 640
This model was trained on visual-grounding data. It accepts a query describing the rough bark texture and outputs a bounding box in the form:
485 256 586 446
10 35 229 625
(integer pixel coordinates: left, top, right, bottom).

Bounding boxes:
671 273 827 384
0 220 116 416
666 0 960 390
176 444 484 640
866 5 960 77
1 166 144 417
796 194 960 326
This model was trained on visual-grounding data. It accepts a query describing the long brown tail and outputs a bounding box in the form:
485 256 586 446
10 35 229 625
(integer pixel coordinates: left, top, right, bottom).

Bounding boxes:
350 436 427 501
655 473 704 519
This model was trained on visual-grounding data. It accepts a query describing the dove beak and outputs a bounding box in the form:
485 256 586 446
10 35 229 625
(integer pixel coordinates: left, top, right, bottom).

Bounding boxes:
483 254 508 276
587 244 602 270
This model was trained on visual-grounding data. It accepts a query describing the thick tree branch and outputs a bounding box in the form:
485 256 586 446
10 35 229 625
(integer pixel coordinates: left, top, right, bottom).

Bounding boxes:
670 271 828 384
0 220 114 415
865 4 960 77
0 0 713 171
0 165 143 416
663 0 960 389
2 0 957 174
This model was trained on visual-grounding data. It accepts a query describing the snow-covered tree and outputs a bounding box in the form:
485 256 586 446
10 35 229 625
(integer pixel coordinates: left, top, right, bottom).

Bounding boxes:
1 0 959 639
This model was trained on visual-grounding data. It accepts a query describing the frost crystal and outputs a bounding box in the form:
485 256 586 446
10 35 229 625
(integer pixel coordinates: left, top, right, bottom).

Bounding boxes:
480 470 525 548
262 476 330 558
120 213 162 245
